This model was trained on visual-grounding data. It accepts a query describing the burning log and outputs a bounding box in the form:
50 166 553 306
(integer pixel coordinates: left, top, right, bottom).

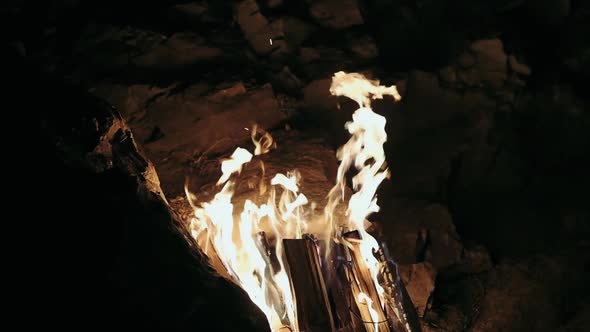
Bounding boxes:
283 237 336 332
343 231 391 332
323 240 365 332
375 244 421 332
281 232 421 332
182 71 418 332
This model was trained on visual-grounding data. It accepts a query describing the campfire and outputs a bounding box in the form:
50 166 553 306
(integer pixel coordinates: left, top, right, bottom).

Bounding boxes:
185 72 416 332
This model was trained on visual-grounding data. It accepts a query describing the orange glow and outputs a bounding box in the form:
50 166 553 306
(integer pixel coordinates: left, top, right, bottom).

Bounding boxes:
185 72 401 331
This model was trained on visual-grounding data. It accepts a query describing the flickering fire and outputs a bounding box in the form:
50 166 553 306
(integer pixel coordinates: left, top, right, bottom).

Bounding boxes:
186 72 403 331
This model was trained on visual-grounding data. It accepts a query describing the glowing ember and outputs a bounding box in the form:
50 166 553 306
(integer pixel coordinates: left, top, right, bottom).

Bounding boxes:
186 72 402 331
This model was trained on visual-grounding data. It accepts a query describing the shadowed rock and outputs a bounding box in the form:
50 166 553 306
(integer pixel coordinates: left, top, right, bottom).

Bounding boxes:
33 70 270 331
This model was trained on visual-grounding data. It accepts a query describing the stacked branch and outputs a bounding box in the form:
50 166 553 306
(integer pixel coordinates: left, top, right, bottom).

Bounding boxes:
283 237 336 332
281 231 420 332
342 231 391 332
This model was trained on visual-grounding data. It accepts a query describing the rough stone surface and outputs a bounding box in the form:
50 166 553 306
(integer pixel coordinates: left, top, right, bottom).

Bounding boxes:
133 32 223 71
298 47 321 63
235 0 284 55
471 256 588 332
279 17 314 50
71 24 165 72
349 35 379 60
508 55 532 75
559 304 590 332
400 262 437 317
90 83 172 121
207 82 247 102
309 0 363 29
564 48 590 75
271 66 304 95
385 70 495 200
235 1 311 56
235 0 267 36
439 66 457 84
526 0 571 24
384 201 463 270
146 84 285 196
168 2 208 27
468 39 508 88
458 52 476 68
297 47 353 78
94 81 286 196
303 78 338 112
443 245 493 277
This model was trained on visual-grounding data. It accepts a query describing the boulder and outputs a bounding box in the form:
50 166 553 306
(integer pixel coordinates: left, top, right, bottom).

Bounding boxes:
469 256 586 331
442 245 493 277
348 35 379 60
439 66 458 84
71 24 165 72
93 81 285 196
264 0 283 9
386 71 494 199
133 32 223 71
399 262 437 317
298 47 321 64
235 0 283 55
309 0 363 29
457 51 476 69
468 39 509 89
135 84 286 195
167 1 233 27
563 48 590 75
526 0 571 25
303 78 338 112
280 16 314 50
90 83 174 121
559 304 590 332
235 0 312 56
168 1 208 27
207 82 247 102
297 47 352 78
384 201 463 270
508 55 532 76
270 66 304 95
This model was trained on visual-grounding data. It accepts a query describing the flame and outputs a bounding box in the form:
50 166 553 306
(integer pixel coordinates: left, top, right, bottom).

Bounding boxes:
217 147 252 185
186 71 400 331
326 71 400 314
251 124 275 156
359 292 380 332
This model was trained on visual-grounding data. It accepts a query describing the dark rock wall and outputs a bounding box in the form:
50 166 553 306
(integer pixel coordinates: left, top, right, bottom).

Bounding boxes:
12 60 268 331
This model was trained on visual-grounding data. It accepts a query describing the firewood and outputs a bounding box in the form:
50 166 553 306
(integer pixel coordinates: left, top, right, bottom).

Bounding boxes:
322 240 366 332
283 237 336 332
343 231 391 332
374 244 422 332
